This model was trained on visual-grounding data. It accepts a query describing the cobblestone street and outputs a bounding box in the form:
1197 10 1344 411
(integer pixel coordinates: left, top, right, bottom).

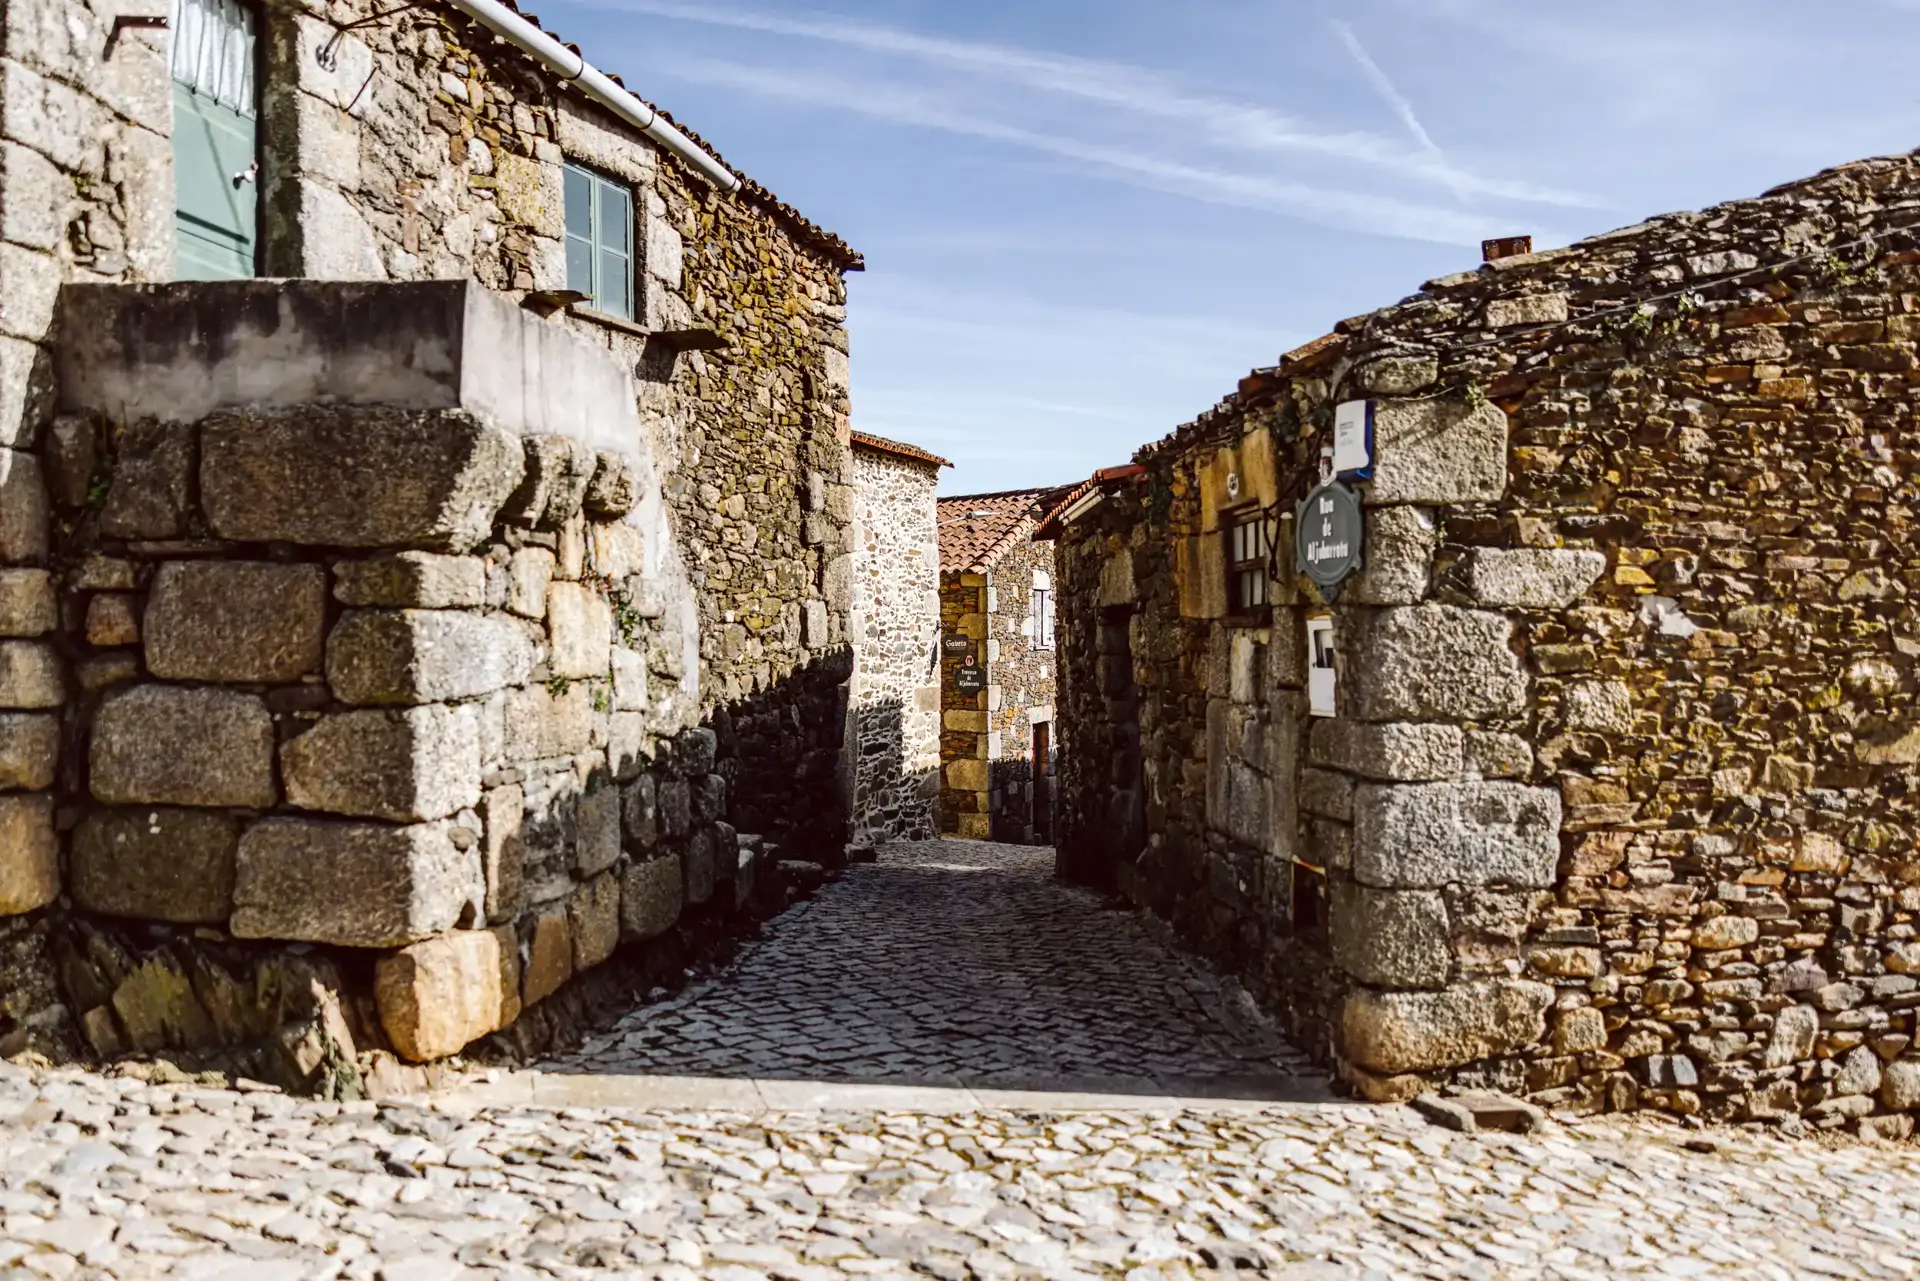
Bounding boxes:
528 840 1321 1098
6 1064 1920 1278
2 841 1920 1278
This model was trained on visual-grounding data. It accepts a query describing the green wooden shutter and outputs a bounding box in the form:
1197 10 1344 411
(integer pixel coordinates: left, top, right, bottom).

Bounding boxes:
171 0 258 280
563 161 635 319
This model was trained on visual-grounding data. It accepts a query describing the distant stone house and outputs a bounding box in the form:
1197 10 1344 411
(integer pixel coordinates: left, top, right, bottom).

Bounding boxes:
1050 151 1920 1134
848 432 948 844
0 0 867 1083
937 488 1067 843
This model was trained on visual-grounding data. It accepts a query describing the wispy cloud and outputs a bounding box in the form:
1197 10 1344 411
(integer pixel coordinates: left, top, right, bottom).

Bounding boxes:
847 279 1309 482
1396 0 1762 125
1328 18 1467 204
586 0 1600 210
655 56 1535 245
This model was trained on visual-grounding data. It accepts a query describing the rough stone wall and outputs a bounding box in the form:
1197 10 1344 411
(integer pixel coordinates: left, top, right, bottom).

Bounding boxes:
938 575 989 837
1057 151 1920 1135
2 279 798 1088
983 537 1058 844
1054 446 1325 1054
1051 531 1147 891
0 0 858 1071
848 445 940 842
0 0 177 1055
253 0 861 859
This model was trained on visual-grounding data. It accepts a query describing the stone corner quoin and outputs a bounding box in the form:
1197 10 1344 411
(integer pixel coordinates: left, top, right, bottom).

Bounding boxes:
1048 149 1920 1134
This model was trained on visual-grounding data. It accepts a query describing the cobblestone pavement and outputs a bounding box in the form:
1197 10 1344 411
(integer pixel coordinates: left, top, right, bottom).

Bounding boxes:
541 840 1320 1096
8 842 1920 1278
5 1063 1920 1278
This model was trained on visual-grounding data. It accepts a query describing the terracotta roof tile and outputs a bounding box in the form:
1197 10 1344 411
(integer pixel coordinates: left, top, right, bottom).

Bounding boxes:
1031 466 1144 541
938 488 1053 571
850 431 950 468
1281 332 1345 371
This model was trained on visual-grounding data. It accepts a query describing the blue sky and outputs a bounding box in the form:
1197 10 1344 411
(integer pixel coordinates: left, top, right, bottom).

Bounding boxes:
541 0 1920 495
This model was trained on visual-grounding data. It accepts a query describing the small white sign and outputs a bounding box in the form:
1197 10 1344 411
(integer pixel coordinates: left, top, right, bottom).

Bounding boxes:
1333 399 1373 475
1306 616 1337 718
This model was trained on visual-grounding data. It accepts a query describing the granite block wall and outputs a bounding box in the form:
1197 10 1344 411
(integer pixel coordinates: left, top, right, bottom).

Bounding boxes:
0 0 177 1058
937 575 991 838
1055 151 1920 1135
0 279 807 1089
0 0 865 1072
252 0 862 859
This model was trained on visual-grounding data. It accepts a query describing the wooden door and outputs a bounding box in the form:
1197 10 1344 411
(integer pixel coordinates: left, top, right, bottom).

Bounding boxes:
171 0 259 279
1032 721 1051 842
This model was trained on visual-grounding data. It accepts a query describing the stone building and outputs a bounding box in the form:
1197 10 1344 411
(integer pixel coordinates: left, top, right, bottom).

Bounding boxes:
937 489 1064 843
0 0 863 1084
848 432 947 844
1051 151 1920 1134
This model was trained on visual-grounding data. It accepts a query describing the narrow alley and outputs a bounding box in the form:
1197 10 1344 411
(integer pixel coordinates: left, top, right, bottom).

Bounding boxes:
470 840 1322 1107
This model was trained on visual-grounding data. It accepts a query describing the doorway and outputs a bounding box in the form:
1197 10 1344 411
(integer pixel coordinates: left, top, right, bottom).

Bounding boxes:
170 0 260 279
1031 720 1052 843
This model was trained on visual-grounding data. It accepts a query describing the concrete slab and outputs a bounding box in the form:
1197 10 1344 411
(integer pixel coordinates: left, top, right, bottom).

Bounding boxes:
524 1072 765 1111
430 1067 1345 1116
753 1078 980 1112
54 280 642 456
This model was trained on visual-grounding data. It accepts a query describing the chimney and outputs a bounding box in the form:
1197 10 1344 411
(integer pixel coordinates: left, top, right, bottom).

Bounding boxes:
1482 235 1533 263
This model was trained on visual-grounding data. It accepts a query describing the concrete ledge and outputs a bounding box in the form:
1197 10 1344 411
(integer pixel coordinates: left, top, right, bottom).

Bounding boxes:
424 1069 1342 1114
55 280 642 455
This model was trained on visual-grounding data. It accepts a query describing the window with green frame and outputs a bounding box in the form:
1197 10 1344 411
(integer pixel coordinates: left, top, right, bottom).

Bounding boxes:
563 161 635 320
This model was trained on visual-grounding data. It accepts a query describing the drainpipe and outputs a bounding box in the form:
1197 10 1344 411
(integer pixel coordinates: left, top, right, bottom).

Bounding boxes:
443 0 743 194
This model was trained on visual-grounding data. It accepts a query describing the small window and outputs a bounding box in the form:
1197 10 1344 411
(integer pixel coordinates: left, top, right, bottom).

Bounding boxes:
563 161 635 320
1226 510 1274 615
1031 588 1055 651
1291 861 1327 941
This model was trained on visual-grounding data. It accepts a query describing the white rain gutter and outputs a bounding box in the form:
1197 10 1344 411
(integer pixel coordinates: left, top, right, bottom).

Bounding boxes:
445 0 742 194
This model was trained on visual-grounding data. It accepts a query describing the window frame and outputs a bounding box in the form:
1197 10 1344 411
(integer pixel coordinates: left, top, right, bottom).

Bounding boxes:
562 159 637 322
1224 506 1274 619
1030 586 1055 651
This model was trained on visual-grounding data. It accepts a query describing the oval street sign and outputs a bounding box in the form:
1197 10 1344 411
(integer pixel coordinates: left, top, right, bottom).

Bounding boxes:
1295 480 1365 599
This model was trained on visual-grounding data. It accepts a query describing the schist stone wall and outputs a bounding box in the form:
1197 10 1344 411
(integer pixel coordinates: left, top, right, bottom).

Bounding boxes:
847 440 941 844
983 536 1057 845
1055 151 1920 1136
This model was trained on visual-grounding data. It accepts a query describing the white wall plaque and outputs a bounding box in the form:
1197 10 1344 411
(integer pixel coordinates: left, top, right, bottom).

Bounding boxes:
1333 399 1373 476
1306 616 1337 718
